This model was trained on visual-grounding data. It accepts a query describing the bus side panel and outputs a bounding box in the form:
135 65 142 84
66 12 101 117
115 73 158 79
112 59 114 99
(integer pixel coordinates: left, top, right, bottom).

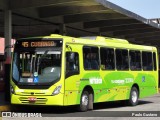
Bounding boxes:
95 71 132 102
77 71 132 103
64 75 82 105
135 71 158 98
85 71 158 103
79 71 104 103
64 43 158 105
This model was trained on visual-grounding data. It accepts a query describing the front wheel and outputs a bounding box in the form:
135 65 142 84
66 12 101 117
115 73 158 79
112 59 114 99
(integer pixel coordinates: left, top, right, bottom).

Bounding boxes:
128 87 139 106
78 91 89 112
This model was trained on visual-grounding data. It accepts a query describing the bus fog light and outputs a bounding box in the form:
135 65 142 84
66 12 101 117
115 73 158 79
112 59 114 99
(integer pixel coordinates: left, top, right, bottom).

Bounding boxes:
52 85 62 95
10 85 15 94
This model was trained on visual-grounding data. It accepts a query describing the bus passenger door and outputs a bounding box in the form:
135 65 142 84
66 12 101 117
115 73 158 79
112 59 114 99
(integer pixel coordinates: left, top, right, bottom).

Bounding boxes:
64 44 81 105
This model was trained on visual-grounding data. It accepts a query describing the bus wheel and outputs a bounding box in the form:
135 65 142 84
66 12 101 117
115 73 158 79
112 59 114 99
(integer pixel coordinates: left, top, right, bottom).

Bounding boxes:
78 91 89 112
129 87 139 106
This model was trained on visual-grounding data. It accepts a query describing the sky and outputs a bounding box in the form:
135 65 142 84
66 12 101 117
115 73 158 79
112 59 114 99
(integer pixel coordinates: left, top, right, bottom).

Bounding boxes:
107 0 160 19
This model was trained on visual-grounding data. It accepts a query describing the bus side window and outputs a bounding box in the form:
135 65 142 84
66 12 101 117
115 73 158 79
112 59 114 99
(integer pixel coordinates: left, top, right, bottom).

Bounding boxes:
84 53 91 69
65 52 79 78
129 50 141 70
90 53 99 69
83 46 99 70
116 49 129 70
100 47 115 70
142 52 153 71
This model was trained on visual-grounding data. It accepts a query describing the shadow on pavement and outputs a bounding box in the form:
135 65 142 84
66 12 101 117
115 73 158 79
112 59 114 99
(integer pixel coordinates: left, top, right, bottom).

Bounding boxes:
0 92 9 106
10 100 153 114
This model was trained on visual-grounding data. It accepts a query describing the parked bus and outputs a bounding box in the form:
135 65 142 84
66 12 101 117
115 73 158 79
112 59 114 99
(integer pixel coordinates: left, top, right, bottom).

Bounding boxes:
10 34 159 111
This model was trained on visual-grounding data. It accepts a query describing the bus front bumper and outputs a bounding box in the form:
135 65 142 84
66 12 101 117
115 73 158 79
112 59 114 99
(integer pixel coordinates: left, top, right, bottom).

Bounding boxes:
11 93 64 106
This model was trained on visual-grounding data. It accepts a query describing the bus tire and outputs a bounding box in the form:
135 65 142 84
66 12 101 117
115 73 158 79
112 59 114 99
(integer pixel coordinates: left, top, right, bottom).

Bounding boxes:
78 90 89 112
88 92 93 110
129 87 139 106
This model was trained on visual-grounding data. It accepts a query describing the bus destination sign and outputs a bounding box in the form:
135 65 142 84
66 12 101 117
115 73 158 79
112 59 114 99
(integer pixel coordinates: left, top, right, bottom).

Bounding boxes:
17 40 62 48
22 41 56 47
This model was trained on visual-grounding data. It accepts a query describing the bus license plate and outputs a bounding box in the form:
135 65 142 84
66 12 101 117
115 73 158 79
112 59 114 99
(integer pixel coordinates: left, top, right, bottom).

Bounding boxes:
28 97 36 102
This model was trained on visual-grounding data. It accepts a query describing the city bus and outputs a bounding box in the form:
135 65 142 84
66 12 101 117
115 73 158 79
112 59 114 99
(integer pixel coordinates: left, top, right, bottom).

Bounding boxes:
10 34 159 111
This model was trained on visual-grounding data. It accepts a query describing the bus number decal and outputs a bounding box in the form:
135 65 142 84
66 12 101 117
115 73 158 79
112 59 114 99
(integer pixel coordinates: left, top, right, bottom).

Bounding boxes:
125 78 134 83
111 80 125 85
111 78 133 85
22 42 29 47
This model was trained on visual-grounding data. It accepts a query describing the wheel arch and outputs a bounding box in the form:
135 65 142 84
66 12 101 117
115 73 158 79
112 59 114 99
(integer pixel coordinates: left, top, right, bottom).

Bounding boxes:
82 85 94 100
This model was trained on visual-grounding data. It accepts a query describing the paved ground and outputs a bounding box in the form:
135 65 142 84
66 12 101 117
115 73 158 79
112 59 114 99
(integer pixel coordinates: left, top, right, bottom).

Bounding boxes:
0 92 10 111
0 93 160 120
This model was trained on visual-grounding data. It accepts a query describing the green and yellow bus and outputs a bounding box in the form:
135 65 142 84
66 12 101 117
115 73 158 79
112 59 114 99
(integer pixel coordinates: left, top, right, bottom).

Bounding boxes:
11 34 159 111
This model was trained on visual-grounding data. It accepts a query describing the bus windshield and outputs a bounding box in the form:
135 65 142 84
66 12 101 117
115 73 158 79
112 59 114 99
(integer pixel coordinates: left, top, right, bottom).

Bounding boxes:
12 39 62 85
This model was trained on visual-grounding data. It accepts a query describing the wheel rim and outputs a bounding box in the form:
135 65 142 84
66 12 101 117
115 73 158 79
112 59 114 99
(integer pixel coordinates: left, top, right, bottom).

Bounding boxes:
82 94 88 106
132 91 137 103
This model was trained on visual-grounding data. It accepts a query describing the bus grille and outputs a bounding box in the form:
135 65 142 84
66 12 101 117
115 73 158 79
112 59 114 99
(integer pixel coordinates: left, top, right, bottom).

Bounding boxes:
19 97 48 104
20 92 46 95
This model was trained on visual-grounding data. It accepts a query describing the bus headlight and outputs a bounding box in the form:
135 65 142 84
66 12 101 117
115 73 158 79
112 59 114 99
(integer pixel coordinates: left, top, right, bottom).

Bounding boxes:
52 85 62 96
10 85 15 94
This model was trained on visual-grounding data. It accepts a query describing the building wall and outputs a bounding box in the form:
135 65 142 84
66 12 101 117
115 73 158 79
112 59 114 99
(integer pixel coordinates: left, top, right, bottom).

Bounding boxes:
0 38 4 54
0 38 15 54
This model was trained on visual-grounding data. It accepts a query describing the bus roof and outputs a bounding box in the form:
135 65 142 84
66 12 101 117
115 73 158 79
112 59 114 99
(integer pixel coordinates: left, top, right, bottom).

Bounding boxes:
80 36 129 44
16 34 157 51
78 36 156 51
